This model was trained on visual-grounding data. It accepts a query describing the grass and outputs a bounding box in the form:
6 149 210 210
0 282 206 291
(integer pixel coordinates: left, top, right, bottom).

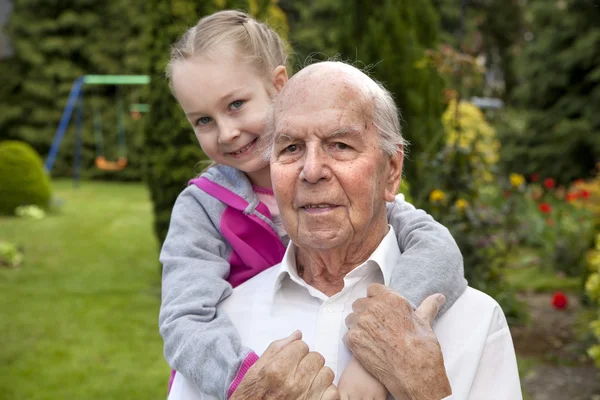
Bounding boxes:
0 180 170 399
503 247 582 293
503 266 582 293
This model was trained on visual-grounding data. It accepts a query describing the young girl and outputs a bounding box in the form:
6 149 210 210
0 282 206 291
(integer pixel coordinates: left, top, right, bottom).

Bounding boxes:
160 10 467 400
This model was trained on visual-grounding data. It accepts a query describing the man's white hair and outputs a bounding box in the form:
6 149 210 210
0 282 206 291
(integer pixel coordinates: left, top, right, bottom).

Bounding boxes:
261 61 409 160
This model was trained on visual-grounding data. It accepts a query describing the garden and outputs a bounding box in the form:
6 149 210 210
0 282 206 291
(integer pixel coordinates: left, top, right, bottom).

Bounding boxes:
1 0 599 399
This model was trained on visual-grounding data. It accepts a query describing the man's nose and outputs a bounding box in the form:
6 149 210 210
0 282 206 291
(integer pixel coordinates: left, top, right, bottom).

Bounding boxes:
217 121 241 144
300 146 330 184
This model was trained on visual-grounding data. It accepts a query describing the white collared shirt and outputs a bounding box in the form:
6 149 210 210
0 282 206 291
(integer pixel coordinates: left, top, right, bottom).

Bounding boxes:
169 227 522 400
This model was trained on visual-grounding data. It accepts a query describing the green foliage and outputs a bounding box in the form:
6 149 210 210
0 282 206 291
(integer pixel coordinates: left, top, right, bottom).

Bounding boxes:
0 241 24 268
585 234 600 367
510 0 600 183
282 0 341 68
431 0 524 97
0 1 148 180
498 178 596 277
335 0 446 199
15 205 47 220
142 0 289 246
0 141 51 215
504 265 581 293
442 99 500 185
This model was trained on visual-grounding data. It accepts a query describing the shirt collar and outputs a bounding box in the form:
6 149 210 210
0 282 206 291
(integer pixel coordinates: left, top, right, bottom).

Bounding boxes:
273 226 401 298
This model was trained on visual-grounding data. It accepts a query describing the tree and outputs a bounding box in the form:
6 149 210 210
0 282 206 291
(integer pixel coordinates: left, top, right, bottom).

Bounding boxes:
0 0 148 179
142 0 289 246
510 0 600 183
336 0 447 202
431 0 524 98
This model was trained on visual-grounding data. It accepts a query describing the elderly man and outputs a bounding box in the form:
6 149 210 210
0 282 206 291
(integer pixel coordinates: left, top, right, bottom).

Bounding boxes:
169 62 522 400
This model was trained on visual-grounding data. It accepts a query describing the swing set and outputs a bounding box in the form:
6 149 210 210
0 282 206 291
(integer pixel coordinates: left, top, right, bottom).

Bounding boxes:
44 75 151 185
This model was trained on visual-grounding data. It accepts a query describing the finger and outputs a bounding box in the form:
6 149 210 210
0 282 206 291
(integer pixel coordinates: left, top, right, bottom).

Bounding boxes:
293 352 327 398
262 330 303 358
278 339 310 366
320 383 341 400
415 293 446 327
344 311 359 329
366 283 388 297
306 366 336 400
351 296 369 312
297 351 326 378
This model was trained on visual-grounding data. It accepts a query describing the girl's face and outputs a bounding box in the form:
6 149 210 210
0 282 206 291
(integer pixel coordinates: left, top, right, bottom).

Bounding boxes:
172 51 287 188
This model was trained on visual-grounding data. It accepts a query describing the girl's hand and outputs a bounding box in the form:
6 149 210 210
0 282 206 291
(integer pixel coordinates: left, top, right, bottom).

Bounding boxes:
338 356 388 400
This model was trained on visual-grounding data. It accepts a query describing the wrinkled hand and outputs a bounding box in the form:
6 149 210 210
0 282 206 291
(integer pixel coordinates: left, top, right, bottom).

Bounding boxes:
230 330 340 400
345 284 451 400
338 356 388 400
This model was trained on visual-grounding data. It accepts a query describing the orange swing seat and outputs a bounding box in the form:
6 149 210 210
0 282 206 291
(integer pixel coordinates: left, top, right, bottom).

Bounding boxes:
95 156 128 171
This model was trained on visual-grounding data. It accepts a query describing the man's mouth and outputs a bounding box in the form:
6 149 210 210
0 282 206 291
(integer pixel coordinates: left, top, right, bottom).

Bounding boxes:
303 204 334 209
228 138 257 157
301 204 339 213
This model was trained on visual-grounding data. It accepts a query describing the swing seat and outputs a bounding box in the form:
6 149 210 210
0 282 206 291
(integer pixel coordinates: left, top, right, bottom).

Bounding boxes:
95 156 128 171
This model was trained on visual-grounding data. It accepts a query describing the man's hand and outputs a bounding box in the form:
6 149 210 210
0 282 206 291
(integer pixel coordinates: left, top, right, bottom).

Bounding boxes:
345 284 451 400
231 330 340 400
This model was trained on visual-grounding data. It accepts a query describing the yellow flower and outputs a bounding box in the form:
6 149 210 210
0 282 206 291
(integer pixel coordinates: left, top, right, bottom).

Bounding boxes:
429 189 446 203
455 198 469 211
509 173 525 188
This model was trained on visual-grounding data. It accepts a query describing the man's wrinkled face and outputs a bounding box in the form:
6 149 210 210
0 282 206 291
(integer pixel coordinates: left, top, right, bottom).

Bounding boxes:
270 78 401 250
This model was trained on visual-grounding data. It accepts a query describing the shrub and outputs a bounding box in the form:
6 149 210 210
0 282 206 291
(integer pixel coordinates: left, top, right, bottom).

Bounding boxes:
442 99 500 185
585 233 600 368
0 240 24 268
0 140 52 215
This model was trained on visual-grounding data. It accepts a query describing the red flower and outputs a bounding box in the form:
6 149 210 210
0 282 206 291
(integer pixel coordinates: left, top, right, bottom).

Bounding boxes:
530 173 540 182
543 178 556 190
580 190 590 199
566 192 579 203
551 292 568 310
538 203 552 214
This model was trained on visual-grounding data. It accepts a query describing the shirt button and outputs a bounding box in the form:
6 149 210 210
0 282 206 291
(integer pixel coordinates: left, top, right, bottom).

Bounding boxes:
326 307 335 313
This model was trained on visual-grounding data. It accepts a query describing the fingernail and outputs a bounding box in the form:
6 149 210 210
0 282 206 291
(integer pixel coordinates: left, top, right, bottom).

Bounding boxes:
436 294 446 307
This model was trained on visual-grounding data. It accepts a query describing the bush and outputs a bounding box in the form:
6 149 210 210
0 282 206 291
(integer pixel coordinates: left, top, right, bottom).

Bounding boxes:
585 233 600 368
0 140 52 215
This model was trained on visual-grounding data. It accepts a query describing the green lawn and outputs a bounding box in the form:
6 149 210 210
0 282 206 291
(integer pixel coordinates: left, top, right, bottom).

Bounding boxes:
0 180 170 399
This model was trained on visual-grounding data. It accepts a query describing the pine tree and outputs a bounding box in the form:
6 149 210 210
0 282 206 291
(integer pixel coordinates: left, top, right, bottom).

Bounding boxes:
431 0 524 98
142 0 289 246
0 0 148 179
337 0 446 200
510 0 600 182
281 0 341 68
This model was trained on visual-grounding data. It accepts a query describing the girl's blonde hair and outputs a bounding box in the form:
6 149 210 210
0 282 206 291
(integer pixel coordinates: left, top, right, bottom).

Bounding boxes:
166 10 288 89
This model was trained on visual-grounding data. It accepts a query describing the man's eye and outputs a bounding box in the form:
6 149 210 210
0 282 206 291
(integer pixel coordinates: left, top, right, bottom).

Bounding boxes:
334 142 350 150
229 100 244 110
283 144 299 153
196 116 212 126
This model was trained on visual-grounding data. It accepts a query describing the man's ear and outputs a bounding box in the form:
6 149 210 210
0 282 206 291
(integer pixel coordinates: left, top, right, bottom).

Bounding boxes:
272 65 288 93
384 146 404 202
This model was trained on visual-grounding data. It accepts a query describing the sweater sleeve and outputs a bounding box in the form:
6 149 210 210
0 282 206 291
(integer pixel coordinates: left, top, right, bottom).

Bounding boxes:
159 186 255 400
386 193 467 315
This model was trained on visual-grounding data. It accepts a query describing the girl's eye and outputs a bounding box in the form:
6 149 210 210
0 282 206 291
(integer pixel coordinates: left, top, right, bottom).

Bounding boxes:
196 116 212 126
229 100 244 110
